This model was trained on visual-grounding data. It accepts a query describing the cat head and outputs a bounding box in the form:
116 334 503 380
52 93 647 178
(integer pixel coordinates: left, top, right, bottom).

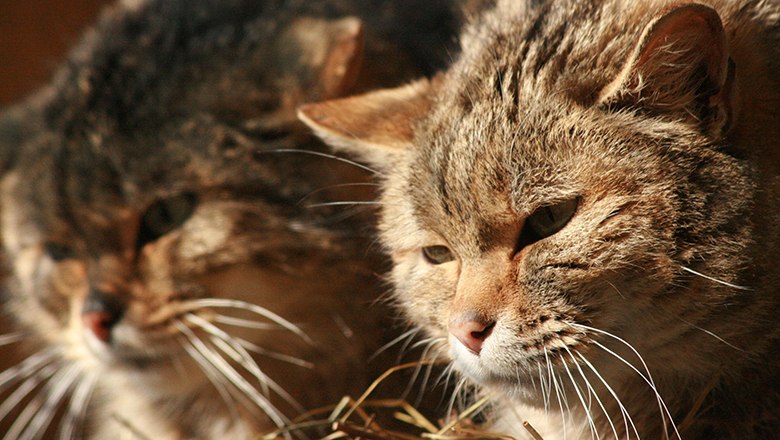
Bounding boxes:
301 1 759 403
0 0 387 435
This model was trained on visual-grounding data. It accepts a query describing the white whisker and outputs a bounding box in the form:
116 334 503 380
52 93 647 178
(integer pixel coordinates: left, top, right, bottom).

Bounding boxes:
214 315 278 331
179 337 246 427
576 352 640 440
18 364 81 440
0 332 25 346
245 344 314 374
188 299 311 344
304 201 382 209
0 365 63 440
561 356 599 440
545 348 568 440
675 316 746 352
176 320 289 428
0 363 58 424
369 328 420 362
60 372 98 440
237 338 314 369
575 324 681 440
564 347 617 440
296 182 381 205
680 265 752 291
258 149 383 176
446 377 469 422
0 348 59 394
186 314 303 412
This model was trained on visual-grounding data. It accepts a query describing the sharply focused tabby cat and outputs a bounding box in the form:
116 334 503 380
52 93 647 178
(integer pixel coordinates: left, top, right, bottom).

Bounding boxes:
301 0 780 438
0 0 462 438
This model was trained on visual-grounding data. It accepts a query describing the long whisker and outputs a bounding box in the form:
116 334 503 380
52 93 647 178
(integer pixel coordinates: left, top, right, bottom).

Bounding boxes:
369 328 420 362
17 364 81 440
576 351 640 440
236 338 314 369
575 324 681 440
187 299 311 344
564 347 618 440
60 372 98 440
0 348 59 394
0 332 25 346
214 315 278 331
0 362 59 424
257 149 383 177
186 313 304 412
176 320 289 428
561 356 599 440
537 361 550 412
179 337 245 428
296 182 380 205
446 377 469 421
674 316 746 352
0 365 62 440
680 265 752 291
304 201 382 209
545 348 568 440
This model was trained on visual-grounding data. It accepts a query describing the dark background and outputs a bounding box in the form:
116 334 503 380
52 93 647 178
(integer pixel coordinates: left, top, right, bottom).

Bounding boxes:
0 0 113 105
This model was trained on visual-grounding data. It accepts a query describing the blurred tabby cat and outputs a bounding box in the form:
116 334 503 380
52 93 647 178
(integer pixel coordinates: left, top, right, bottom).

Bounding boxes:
0 0 464 437
301 0 780 438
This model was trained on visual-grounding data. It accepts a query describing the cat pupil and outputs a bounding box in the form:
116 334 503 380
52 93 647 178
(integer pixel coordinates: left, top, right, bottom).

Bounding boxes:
137 192 198 248
515 197 578 253
422 245 456 264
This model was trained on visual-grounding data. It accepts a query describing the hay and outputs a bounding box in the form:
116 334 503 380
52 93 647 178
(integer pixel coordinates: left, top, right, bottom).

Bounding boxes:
260 362 544 440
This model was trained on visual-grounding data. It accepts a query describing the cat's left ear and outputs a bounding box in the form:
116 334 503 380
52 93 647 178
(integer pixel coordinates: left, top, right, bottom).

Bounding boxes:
298 78 435 170
598 4 737 138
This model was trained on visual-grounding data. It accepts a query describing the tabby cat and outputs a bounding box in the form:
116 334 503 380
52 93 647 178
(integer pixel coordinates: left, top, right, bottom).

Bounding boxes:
0 0 462 438
300 0 780 438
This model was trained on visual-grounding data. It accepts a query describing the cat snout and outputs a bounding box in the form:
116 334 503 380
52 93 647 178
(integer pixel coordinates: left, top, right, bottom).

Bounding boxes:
82 288 126 343
448 315 496 355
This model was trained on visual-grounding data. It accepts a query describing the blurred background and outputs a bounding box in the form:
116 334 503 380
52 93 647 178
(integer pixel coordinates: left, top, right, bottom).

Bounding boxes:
0 0 112 105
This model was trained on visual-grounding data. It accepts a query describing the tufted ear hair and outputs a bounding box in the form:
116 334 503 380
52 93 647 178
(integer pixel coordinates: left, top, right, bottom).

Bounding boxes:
598 4 737 138
298 78 434 171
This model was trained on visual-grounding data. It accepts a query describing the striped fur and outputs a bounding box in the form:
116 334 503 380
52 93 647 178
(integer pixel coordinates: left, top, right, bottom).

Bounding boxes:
301 0 780 438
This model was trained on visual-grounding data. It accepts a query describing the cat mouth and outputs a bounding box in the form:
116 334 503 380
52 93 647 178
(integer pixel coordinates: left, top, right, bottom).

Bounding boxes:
449 330 588 387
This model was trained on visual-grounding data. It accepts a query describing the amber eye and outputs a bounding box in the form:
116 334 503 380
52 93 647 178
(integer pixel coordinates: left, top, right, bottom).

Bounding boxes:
137 192 198 248
43 242 76 262
516 197 579 252
422 245 456 265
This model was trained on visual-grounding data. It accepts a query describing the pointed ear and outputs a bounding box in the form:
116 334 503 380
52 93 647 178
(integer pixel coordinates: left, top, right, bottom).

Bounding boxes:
283 16 364 100
598 4 737 138
298 78 434 170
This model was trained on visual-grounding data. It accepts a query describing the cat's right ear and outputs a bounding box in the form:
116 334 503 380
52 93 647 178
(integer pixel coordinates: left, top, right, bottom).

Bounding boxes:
598 4 736 138
298 78 434 170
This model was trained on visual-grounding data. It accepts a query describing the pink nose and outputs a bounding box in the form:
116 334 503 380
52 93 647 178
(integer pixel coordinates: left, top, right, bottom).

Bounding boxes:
449 317 495 355
82 288 125 343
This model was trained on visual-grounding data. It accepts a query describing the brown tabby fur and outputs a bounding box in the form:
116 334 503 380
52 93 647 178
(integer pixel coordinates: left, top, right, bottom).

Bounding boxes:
0 0 463 438
300 0 780 438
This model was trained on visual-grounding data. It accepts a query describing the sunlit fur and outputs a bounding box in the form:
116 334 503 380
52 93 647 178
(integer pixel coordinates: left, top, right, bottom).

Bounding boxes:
0 0 463 438
301 0 780 438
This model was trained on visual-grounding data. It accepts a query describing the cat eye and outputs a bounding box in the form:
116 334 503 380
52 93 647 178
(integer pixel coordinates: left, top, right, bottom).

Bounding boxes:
422 245 456 265
516 197 579 252
137 192 199 248
43 242 77 262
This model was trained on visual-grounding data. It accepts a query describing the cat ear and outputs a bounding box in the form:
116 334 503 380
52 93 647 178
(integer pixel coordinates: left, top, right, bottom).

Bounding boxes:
298 78 434 169
598 4 737 138
284 16 364 100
